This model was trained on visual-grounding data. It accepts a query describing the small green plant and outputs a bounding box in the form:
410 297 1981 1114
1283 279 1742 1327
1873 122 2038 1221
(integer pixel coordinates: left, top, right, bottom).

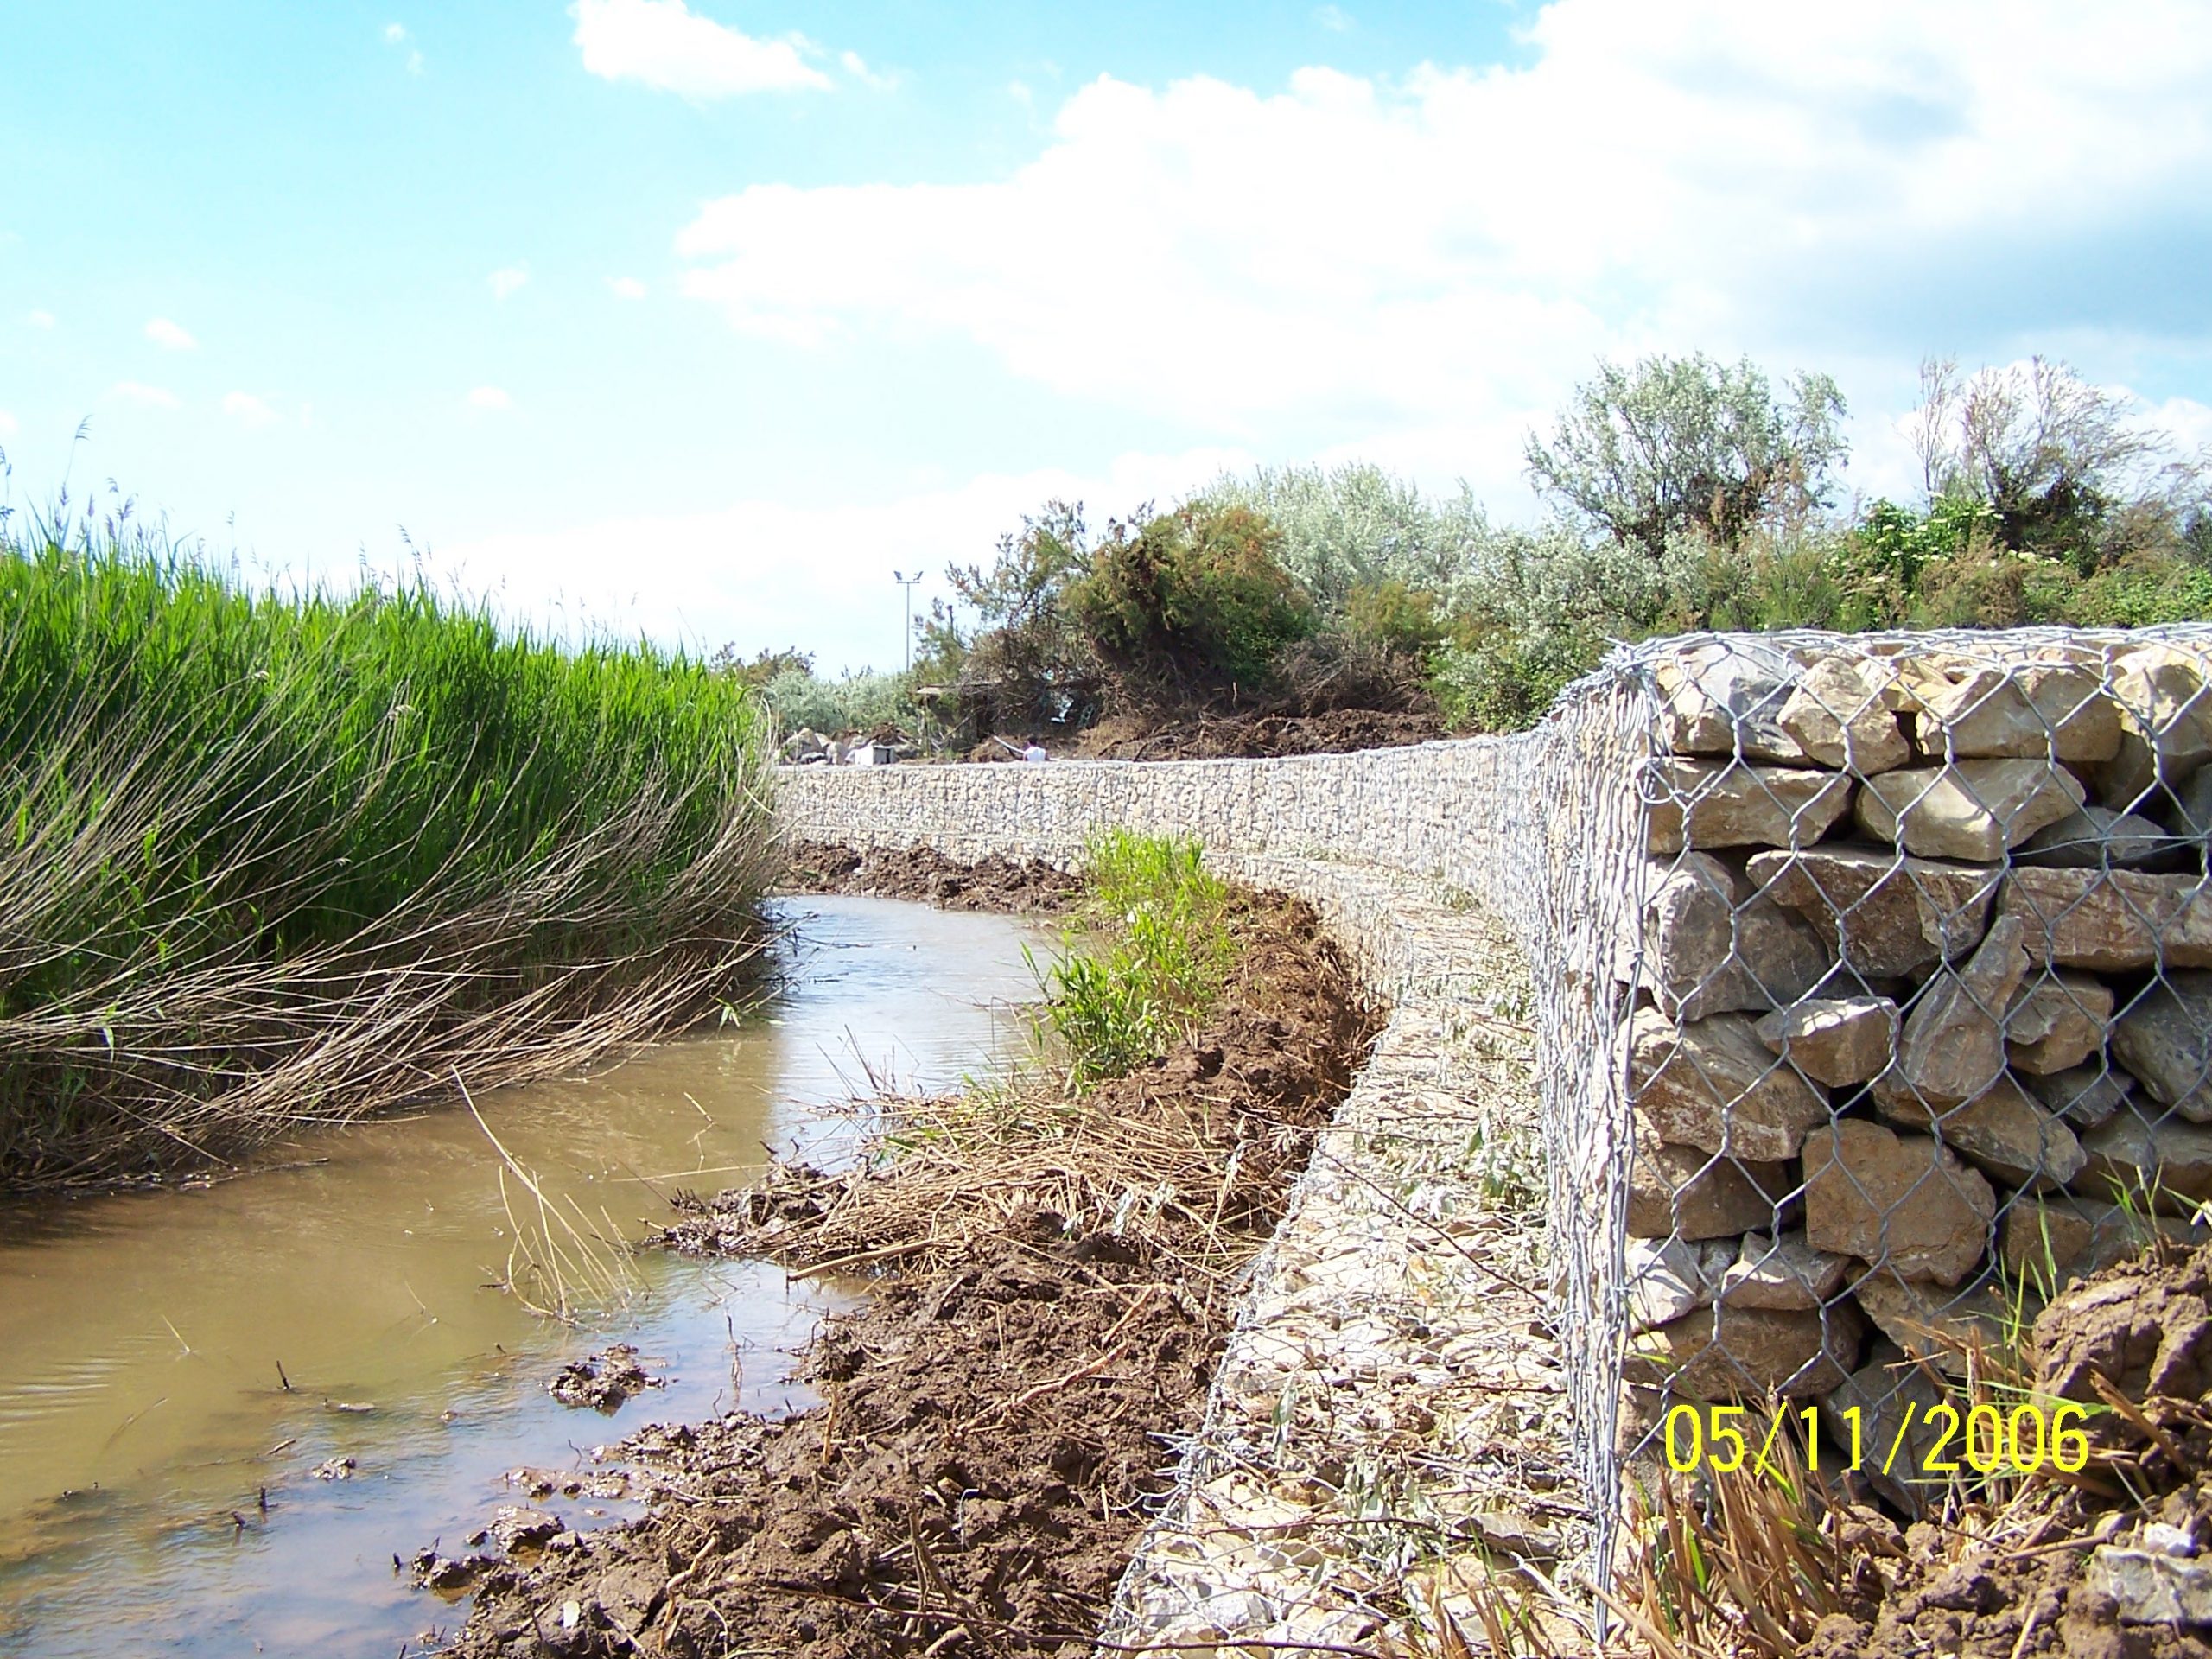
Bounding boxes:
1033 830 1233 1084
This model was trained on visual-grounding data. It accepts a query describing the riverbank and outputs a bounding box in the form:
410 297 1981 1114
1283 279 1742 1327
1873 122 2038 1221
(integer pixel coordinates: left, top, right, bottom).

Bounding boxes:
448 877 1379 1656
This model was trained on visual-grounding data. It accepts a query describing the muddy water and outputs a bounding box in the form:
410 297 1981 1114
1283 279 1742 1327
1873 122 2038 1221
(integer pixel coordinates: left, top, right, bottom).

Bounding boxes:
0 895 1051 1657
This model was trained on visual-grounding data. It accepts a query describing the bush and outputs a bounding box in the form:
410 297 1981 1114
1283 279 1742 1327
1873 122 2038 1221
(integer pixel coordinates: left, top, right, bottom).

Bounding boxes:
1065 502 1315 702
759 664 913 736
1189 462 1486 612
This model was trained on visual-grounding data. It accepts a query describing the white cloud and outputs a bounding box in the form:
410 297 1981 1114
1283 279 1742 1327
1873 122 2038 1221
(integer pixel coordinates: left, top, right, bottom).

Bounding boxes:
489 264 531 301
467 386 513 410
111 381 181 410
1313 5 1353 31
0 410 17 440
840 49 898 91
570 0 830 97
385 22 423 73
673 0 2212 467
441 446 1250 669
607 275 648 299
25 308 54 329
144 316 197 351
222 391 282 429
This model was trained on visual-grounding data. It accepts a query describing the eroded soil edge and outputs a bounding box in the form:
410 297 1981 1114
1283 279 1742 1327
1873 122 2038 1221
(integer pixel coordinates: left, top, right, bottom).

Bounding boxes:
446 883 1378 1657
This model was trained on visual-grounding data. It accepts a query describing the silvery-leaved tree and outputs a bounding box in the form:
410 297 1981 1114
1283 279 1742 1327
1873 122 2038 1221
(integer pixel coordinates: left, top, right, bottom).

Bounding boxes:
1525 353 1849 558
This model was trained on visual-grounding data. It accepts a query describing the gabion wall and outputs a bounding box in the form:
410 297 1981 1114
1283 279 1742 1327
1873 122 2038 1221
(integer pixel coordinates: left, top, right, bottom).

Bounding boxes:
1613 626 2212 1529
777 622 2212 1584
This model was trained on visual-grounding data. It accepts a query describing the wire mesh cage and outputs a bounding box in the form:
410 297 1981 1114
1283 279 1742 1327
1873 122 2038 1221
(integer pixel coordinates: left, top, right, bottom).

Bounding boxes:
1580 626 2212 1566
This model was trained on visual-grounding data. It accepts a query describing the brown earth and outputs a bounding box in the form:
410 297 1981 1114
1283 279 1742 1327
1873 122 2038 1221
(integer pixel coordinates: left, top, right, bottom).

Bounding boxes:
1060 704 1445 760
442 887 1379 1658
779 842 1082 915
1795 1242 2212 1659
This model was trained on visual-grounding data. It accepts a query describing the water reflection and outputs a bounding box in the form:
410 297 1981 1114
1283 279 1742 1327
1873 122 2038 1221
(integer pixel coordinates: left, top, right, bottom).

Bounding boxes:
0 895 1050 1656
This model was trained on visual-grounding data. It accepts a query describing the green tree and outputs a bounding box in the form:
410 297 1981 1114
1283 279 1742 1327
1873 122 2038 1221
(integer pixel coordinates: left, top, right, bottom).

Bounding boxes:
1524 353 1848 556
1910 354 2209 574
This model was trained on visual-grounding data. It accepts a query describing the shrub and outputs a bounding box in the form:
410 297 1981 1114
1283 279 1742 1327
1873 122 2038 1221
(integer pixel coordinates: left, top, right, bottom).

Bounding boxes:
1189 461 1486 611
1065 502 1315 702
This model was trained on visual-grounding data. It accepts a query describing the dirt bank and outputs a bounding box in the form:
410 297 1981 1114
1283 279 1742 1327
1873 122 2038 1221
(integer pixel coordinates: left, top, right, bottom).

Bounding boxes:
1058 706 1445 760
1786 1241 2212 1659
443 887 1379 1658
779 842 1082 914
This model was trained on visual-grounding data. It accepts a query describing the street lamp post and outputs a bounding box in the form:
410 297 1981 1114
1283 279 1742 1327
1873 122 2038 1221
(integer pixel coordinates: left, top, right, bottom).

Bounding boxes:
893 570 922 674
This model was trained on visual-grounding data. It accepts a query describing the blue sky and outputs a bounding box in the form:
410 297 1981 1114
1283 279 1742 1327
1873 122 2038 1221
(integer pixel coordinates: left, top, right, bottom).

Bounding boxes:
3 1 2209 671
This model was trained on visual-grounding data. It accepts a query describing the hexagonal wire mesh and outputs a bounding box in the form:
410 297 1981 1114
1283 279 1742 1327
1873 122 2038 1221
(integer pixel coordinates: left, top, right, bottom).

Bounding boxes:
1606 624 2212 1573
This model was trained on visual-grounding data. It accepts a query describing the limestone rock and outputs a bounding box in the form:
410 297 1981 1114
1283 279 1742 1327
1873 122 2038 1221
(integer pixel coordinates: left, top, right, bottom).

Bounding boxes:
1855 760 2087 862
1917 664 2121 764
1653 643 1807 762
2018 804 2186 871
1748 848 1999 980
1878 1074 2085 1192
2089 1547 2212 1627
2112 643 2212 768
2021 1062 2136 1128
1719 1230 1853 1311
1777 656 1909 775
1821 1338 1948 1516
1879 915 2031 1109
2078 1108 2212 1209
1631 1007 1832 1162
1628 1115 1792 1240
2005 970 2114 1075
1999 1196 2203 1288
1803 1120 1994 1287
1625 1235 1733 1332
1849 1270 2024 1381
1755 996 1897 1088
1999 868 2212 972
1642 853 1831 1022
2113 972 2212 1122
2170 761 2212 837
1624 1300 1865 1401
1646 760 1854 856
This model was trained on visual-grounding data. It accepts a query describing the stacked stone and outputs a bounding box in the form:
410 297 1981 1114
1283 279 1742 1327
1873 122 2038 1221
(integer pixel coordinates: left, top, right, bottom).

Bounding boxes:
1620 633 2212 1495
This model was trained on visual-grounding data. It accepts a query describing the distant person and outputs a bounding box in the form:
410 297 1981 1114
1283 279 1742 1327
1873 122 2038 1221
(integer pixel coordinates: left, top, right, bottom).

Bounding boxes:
1022 738 1049 763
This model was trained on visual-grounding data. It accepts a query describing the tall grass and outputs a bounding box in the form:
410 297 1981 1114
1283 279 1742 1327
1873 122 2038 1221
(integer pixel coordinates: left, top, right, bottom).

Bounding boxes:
0 512 778 1185
1033 830 1232 1084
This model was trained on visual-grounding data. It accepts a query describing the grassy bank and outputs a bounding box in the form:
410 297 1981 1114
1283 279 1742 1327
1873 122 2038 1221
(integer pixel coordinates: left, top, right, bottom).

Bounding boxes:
0 522 777 1185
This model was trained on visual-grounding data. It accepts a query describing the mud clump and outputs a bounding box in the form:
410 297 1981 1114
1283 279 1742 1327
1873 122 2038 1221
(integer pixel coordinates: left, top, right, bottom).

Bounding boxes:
781 842 1081 914
547 1345 661 1413
448 892 1377 1658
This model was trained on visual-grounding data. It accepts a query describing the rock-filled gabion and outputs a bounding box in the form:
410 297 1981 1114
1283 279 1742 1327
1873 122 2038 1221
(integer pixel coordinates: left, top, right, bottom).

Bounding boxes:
1623 630 2212 1510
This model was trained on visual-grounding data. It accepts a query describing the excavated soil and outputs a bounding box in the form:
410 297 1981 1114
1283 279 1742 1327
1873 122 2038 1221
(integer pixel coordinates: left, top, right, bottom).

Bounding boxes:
1061 706 1444 760
443 889 1378 1658
779 842 1082 914
1802 1243 2212 1658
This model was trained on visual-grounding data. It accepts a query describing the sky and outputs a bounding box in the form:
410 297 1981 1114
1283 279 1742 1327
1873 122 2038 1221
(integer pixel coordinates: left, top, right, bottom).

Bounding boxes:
2 0 2209 672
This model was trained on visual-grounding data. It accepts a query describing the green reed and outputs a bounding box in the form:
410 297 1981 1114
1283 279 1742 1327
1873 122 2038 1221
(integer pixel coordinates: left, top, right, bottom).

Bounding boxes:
0 512 777 1182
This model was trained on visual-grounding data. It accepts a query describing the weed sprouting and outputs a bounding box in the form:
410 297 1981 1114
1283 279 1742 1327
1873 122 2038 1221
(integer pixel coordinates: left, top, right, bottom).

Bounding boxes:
1033 830 1233 1084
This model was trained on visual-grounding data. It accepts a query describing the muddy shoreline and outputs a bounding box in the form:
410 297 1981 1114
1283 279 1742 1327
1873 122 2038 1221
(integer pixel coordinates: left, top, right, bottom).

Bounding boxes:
444 868 1379 1656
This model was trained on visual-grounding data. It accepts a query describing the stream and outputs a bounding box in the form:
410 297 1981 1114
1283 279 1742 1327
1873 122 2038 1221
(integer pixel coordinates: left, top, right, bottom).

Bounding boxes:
0 895 1052 1657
